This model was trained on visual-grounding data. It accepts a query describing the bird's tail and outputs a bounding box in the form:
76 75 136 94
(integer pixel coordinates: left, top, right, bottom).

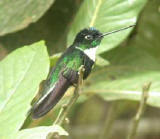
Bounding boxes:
30 74 71 119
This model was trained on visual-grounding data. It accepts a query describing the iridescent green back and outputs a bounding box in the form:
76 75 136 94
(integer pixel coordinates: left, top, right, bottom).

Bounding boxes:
41 46 83 95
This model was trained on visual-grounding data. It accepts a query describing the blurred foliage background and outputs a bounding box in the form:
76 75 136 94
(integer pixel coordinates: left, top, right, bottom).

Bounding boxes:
0 0 160 139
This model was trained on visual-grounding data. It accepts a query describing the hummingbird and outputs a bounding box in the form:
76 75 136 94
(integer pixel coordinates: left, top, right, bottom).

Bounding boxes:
30 25 135 119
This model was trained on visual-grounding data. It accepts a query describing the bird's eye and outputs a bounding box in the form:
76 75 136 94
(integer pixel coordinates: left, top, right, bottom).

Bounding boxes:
85 35 93 40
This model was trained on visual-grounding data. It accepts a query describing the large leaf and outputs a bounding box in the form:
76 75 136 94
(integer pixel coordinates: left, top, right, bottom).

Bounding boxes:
84 45 160 107
15 125 68 139
67 0 147 54
0 0 55 36
0 0 80 55
0 41 50 138
83 0 160 107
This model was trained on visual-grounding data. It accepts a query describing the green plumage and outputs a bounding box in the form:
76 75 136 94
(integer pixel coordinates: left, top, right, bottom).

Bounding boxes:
31 27 103 119
49 47 83 85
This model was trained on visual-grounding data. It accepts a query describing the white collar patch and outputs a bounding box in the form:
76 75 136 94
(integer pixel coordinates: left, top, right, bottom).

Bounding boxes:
84 47 97 61
75 46 97 61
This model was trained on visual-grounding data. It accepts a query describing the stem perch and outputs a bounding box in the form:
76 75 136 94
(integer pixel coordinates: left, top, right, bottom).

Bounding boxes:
54 65 85 125
127 82 151 139
48 65 85 139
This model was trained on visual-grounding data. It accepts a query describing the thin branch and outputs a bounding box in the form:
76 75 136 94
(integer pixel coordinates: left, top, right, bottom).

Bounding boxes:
48 65 85 139
54 65 85 125
127 82 151 139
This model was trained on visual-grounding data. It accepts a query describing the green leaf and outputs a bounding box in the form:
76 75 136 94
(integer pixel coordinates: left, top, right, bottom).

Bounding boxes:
95 56 110 66
0 0 55 36
84 46 160 107
50 53 62 67
0 0 79 55
67 0 147 54
83 0 160 107
0 41 50 138
15 125 68 139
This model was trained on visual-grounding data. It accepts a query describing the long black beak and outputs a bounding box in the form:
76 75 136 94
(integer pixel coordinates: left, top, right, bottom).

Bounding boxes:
99 24 136 38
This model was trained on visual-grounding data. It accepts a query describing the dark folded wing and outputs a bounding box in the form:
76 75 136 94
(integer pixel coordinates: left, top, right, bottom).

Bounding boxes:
31 73 71 119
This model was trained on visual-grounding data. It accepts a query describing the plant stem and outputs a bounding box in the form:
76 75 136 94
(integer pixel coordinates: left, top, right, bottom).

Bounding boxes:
127 82 151 139
98 102 118 139
54 65 85 125
48 65 85 139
